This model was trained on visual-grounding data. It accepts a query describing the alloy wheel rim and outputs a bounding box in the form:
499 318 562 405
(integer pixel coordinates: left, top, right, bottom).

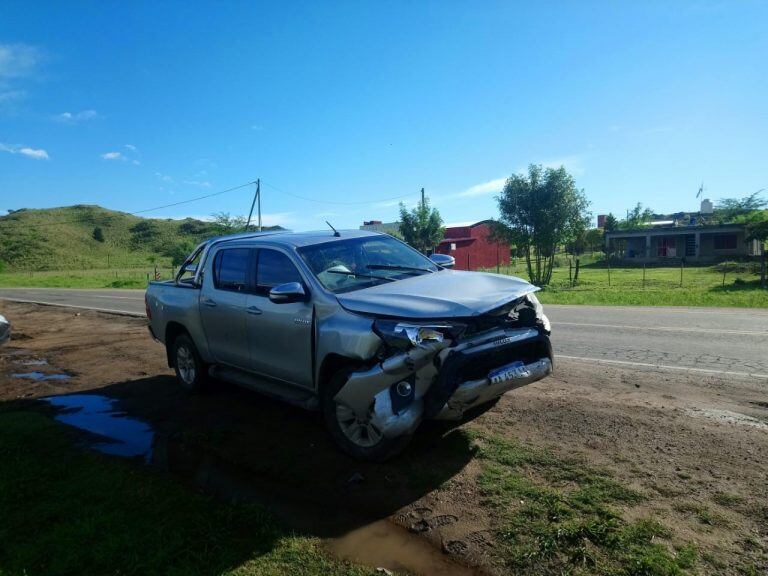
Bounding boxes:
177 345 196 384
335 403 382 448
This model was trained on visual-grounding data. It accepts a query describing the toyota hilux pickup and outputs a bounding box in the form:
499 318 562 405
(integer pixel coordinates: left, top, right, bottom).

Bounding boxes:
145 230 553 460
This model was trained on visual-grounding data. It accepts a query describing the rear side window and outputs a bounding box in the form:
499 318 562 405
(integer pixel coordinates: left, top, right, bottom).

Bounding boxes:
213 248 250 292
256 249 303 291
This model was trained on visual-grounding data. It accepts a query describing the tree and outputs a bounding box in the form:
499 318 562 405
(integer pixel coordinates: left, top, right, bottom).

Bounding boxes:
603 213 618 233
92 227 105 242
619 203 654 230
714 191 767 224
584 227 604 254
166 239 197 267
493 164 590 286
210 212 247 234
398 194 444 254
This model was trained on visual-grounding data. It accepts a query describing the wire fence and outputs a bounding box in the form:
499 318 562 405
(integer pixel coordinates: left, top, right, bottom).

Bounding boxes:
485 256 766 291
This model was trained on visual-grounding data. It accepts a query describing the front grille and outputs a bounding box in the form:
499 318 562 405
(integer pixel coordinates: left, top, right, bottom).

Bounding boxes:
457 339 550 381
423 331 552 418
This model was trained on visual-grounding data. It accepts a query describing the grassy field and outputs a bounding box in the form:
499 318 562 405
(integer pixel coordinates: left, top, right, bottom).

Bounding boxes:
0 407 375 576
472 432 698 574
493 258 768 308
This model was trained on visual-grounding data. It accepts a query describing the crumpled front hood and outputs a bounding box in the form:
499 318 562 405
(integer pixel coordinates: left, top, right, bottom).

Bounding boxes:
335 270 539 319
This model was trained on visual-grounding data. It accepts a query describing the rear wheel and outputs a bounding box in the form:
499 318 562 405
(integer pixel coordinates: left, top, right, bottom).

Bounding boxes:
321 367 412 461
171 333 207 392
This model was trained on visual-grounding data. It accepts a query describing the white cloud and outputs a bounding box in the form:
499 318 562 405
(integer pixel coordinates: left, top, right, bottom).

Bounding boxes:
55 109 99 123
132 160 140 165
261 212 294 227
540 155 586 176
125 144 137 151
0 43 41 80
458 177 508 197
19 147 49 160
0 142 49 160
101 151 126 161
183 180 211 188
155 172 174 183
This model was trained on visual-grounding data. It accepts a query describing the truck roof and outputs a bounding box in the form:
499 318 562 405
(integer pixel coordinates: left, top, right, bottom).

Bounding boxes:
209 229 383 249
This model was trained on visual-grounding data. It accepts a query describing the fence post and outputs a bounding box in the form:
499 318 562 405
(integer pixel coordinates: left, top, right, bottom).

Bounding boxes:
607 260 611 287
573 258 580 286
761 247 766 289
569 259 573 284
680 259 684 287
467 253 471 270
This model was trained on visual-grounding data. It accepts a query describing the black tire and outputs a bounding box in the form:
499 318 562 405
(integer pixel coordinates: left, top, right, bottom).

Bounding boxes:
171 333 208 392
321 367 413 462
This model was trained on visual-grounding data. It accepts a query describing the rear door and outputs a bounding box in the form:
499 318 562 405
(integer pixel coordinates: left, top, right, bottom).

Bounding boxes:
199 247 253 368
246 248 314 388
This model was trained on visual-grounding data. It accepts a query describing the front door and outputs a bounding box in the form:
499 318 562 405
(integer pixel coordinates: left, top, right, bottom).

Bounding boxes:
246 248 314 388
199 247 252 368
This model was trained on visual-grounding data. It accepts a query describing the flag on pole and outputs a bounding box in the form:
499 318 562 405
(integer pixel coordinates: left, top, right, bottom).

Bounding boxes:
696 182 703 198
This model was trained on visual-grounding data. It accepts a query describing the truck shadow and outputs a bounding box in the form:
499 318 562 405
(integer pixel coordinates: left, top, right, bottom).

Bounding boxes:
44 374 477 538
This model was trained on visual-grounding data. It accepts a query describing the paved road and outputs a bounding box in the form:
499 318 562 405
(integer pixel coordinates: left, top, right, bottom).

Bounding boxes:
2 287 768 378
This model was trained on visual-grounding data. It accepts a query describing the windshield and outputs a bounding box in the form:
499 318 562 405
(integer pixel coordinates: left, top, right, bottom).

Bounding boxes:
297 235 440 293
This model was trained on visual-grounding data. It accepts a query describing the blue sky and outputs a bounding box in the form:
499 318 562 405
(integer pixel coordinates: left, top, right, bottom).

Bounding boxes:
1 1 766 230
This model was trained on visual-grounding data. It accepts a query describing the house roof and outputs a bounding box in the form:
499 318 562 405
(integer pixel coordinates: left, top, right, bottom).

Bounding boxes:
605 223 746 238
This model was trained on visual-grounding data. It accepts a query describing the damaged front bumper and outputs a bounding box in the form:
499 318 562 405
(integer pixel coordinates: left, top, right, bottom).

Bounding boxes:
333 326 553 438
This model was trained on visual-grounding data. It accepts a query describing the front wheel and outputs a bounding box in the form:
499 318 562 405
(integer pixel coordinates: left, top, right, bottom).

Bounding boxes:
321 368 412 461
171 333 207 392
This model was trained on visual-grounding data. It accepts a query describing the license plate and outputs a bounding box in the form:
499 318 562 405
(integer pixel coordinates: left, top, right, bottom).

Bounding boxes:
488 360 530 384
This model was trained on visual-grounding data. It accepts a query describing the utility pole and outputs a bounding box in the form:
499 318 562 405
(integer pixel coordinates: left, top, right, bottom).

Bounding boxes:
421 187 425 206
246 179 261 232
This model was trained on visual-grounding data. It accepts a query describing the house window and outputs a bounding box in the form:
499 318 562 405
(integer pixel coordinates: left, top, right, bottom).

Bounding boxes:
450 243 456 251
713 234 737 250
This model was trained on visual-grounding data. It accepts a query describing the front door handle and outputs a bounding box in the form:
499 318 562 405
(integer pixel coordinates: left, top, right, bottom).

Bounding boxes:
202 298 217 307
247 306 263 315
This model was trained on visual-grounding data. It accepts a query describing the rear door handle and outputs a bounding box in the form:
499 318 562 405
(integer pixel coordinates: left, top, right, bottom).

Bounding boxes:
202 298 217 307
247 306 262 315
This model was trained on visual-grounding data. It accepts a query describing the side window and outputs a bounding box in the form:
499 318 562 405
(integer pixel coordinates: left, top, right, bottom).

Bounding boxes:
213 248 250 292
256 249 303 292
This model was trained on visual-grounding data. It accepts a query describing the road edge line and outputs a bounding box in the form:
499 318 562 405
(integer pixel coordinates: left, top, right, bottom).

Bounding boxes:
558 354 768 380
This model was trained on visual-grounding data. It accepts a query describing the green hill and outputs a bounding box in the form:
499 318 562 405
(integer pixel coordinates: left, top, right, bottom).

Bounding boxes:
0 205 280 271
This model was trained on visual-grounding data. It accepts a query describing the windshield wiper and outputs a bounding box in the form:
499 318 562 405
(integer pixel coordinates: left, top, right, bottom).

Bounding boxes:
366 264 434 274
326 270 396 282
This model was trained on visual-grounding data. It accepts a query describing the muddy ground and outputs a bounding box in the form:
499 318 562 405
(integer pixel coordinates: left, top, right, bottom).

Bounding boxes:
1 301 767 574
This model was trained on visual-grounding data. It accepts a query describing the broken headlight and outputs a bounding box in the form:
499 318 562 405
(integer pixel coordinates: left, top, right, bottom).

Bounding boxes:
524 292 551 333
373 319 465 349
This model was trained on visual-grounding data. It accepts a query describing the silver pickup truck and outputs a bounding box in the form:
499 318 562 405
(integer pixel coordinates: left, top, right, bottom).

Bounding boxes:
145 230 553 460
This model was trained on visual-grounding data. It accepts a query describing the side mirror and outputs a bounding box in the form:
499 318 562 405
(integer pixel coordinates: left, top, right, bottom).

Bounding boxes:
269 282 307 303
429 253 455 269
183 263 198 275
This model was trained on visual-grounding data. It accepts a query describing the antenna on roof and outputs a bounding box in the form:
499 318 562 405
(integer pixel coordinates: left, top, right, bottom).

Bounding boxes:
326 221 341 237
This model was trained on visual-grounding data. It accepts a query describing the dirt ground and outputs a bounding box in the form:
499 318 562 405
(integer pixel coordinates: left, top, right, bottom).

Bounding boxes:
1 301 767 574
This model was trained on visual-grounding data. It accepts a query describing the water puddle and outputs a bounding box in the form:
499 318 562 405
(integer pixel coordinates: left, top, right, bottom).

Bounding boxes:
13 371 70 381
15 358 49 366
43 394 155 460
328 520 476 576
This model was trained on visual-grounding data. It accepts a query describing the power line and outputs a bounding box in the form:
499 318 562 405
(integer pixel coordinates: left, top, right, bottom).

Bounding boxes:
260 180 414 206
